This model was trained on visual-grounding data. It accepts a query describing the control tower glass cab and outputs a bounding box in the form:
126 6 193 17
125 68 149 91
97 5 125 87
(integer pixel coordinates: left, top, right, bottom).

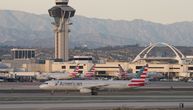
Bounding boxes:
49 0 75 61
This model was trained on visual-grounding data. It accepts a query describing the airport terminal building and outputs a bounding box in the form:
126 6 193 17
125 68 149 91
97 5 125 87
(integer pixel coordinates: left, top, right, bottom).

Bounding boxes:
1 43 193 80
1 1 193 81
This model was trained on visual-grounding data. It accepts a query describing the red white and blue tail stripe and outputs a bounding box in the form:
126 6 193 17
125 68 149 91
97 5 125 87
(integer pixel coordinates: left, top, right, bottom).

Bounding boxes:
69 64 80 78
74 64 80 72
85 64 96 77
128 64 148 87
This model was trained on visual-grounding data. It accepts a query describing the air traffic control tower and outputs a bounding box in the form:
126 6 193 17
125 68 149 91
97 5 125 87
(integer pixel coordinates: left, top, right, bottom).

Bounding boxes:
49 0 75 61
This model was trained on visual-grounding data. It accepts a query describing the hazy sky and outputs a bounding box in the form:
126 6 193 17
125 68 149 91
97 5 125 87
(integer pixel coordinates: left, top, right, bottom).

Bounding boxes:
0 0 193 23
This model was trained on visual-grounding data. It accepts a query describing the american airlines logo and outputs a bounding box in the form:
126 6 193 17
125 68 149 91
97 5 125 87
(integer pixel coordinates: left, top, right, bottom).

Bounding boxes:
55 82 83 86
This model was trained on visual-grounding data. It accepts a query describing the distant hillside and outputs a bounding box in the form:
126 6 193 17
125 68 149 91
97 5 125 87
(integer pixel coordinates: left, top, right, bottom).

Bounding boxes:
0 10 193 48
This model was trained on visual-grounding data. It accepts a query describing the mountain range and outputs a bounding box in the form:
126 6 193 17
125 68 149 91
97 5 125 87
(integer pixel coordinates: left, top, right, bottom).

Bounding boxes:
0 10 193 48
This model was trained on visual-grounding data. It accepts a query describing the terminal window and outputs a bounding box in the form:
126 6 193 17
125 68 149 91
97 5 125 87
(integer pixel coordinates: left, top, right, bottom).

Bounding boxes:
70 66 83 69
136 66 143 69
188 67 193 70
12 49 35 59
62 66 66 69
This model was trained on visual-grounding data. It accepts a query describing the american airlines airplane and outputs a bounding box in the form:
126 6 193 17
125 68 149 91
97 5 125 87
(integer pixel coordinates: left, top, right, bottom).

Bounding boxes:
115 64 163 80
36 64 81 80
39 65 148 95
49 64 97 80
36 64 97 80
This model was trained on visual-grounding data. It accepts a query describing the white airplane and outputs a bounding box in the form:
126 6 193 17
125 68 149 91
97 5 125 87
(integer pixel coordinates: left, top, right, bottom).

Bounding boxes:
115 65 163 81
39 65 148 95
36 64 81 80
49 64 82 80
49 64 97 80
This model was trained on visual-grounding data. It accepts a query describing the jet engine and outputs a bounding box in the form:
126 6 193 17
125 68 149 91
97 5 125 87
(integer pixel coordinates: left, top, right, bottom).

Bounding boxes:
80 88 91 93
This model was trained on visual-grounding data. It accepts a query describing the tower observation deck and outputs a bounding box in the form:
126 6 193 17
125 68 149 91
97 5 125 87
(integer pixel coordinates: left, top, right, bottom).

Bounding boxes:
49 0 76 61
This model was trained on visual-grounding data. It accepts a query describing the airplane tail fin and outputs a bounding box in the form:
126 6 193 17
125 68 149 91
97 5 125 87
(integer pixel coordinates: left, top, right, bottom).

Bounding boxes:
69 64 80 78
74 64 80 72
118 64 125 73
85 64 96 78
129 64 148 87
139 64 148 80
90 64 96 72
117 64 128 79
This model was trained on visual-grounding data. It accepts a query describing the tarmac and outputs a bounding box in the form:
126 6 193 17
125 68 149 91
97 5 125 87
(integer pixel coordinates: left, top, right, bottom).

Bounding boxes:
0 81 193 110
0 94 193 110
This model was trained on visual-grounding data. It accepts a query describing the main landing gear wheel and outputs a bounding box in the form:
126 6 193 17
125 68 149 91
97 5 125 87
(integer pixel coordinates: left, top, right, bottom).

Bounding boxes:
91 91 98 95
91 89 98 95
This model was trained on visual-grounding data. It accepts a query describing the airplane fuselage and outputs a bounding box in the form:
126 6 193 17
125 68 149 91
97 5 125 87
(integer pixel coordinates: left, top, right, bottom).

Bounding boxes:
40 80 142 91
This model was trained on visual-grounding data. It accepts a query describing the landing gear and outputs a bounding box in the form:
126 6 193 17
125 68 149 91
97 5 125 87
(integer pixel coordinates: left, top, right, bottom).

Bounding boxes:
91 88 98 95
91 91 98 95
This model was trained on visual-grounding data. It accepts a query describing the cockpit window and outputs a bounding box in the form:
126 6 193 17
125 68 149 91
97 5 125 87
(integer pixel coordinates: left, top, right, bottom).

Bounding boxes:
44 83 49 85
